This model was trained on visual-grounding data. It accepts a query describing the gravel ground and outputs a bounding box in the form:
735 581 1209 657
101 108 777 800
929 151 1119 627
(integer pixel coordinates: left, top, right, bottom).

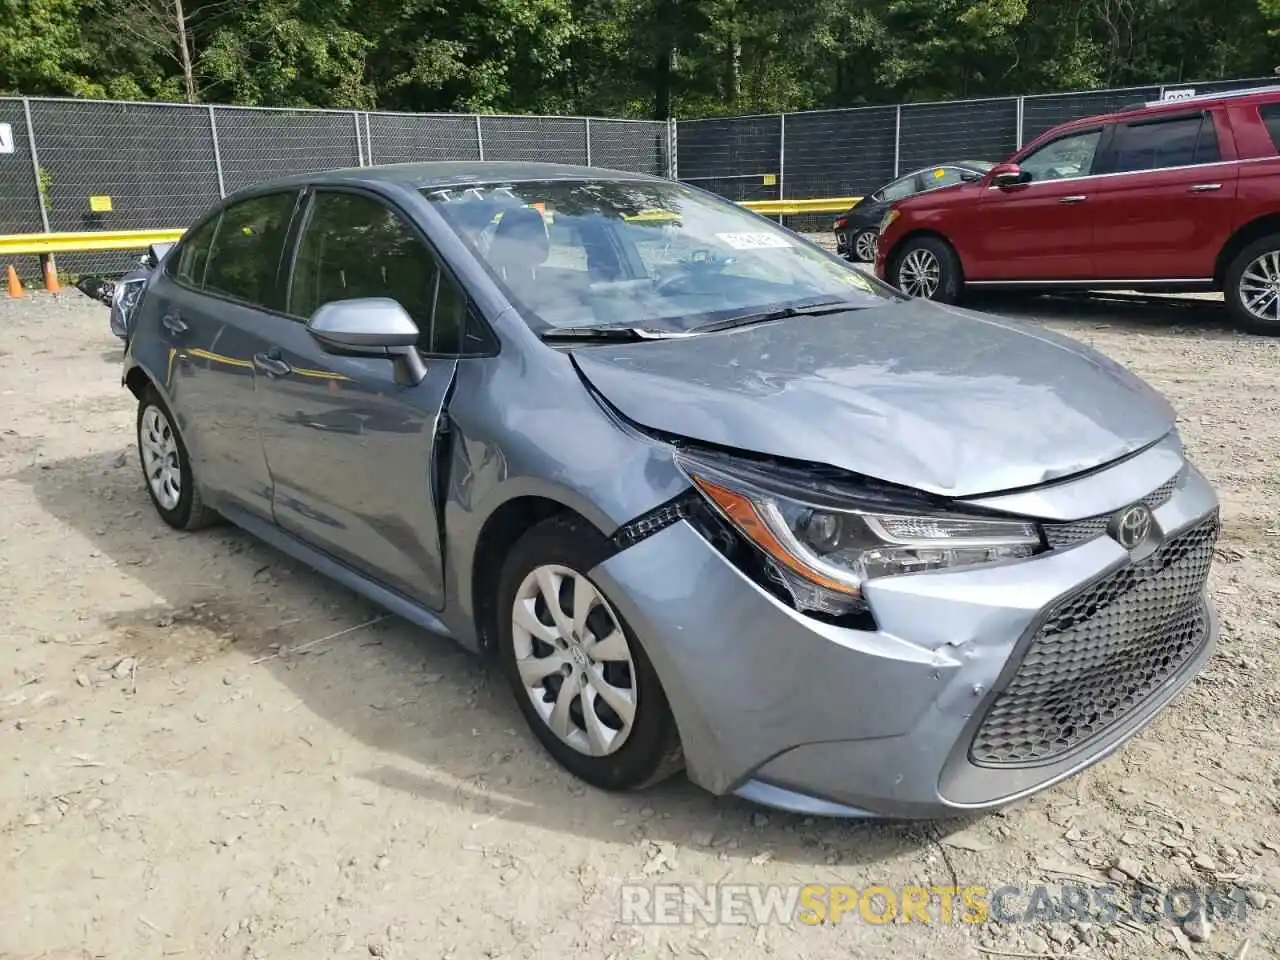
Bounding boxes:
1 282 1278 960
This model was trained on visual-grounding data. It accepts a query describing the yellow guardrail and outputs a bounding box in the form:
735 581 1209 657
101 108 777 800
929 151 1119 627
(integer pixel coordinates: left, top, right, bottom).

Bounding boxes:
741 197 860 215
0 199 857 258
0 228 186 256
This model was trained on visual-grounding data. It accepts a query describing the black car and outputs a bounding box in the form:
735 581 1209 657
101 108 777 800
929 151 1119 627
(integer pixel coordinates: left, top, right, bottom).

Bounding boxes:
834 161 995 262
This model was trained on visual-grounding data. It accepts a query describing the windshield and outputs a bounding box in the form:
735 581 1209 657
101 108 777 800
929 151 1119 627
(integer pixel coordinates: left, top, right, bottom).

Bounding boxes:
421 179 895 333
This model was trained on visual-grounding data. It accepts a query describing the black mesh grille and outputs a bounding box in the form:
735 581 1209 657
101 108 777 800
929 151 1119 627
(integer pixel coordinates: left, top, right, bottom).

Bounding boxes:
1043 471 1182 549
971 511 1219 767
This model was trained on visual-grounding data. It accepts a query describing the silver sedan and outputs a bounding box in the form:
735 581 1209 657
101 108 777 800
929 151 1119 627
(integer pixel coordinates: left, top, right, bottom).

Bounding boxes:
120 161 1220 818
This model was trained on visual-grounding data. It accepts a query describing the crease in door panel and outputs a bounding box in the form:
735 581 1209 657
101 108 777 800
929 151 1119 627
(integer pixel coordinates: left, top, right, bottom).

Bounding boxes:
429 364 461 584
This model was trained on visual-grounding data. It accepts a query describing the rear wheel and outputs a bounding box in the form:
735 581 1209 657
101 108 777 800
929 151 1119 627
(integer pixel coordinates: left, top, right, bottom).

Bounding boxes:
496 515 683 791
852 228 878 263
890 235 963 303
136 387 218 531
1225 236 1280 335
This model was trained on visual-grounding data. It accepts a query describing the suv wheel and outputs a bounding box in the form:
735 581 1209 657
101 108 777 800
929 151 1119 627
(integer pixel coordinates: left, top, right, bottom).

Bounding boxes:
496 515 683 791
136 387 218 530
1225 236 1280 335
891 236 962 303
852 228 878 263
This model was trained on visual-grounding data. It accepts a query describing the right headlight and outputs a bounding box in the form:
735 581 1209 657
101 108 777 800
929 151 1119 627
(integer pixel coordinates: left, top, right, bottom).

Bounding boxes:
681 456 1044 618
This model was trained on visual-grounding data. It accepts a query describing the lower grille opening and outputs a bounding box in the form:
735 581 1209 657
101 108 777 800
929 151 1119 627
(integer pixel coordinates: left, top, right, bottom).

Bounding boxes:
970 511 1219 767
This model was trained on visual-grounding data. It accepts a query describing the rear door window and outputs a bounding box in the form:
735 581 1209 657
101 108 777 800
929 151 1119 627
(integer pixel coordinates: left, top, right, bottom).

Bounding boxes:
203 191 299 309
879 175 921 201
1104 114 1220 173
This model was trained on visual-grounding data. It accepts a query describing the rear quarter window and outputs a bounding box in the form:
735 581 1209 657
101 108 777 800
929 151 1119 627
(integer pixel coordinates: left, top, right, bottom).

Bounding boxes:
170 216 218 287
1259 103 1280 153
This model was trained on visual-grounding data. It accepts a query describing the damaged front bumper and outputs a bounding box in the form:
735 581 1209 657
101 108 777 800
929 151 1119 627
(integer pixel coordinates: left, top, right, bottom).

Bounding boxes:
588 454 1220 819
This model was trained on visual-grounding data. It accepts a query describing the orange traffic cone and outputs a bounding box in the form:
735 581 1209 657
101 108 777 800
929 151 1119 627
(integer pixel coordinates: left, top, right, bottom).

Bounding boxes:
42 256 61 295
6 265 25 299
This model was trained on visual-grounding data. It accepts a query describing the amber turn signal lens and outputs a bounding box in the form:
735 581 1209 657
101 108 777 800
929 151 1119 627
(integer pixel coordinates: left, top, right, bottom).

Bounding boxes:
689 474 861 596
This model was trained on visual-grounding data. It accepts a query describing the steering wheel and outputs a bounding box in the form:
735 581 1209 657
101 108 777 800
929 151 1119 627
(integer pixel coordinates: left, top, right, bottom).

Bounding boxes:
653 271 703 296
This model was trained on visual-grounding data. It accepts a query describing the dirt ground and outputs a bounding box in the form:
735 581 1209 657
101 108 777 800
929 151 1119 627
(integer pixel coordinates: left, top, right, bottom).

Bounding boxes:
2 281 1279 960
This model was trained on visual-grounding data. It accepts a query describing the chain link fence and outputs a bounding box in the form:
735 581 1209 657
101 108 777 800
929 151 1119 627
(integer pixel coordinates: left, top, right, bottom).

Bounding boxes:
3 77 1276 279
0 98 672 279
678 76 1278 232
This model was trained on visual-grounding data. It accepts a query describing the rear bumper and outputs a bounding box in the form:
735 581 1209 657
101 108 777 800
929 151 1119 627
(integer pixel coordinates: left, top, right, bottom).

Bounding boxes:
589 461 1220 819
874 245 889 280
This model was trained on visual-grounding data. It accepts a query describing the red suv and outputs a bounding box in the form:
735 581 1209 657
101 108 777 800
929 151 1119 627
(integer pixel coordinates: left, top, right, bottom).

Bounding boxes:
875 86 1280 334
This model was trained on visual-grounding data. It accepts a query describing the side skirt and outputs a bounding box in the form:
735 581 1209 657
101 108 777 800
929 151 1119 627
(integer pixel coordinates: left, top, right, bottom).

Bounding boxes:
218 502 458 643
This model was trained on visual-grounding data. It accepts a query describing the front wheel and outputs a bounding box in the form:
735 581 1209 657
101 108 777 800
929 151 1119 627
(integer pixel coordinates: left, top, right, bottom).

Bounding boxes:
890 236 963 303
1225 236 1280 335
496 515 683 791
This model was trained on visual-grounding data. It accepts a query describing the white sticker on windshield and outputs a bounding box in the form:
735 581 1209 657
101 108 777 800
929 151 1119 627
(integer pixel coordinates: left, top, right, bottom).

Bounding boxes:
715 232 793 250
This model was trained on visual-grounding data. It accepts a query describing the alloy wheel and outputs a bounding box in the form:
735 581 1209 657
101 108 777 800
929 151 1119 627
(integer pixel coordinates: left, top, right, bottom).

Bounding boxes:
511 564 637 757
139 405 181 511
1238 250 1280 325
855 230 878 263
897 248 942 299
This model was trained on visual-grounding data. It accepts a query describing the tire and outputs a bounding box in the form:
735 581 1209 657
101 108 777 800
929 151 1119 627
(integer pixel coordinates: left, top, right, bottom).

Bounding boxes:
136 386 218 531
890 235 963 303
1224 235 1280 336
496 514 683 791
852 228 879 263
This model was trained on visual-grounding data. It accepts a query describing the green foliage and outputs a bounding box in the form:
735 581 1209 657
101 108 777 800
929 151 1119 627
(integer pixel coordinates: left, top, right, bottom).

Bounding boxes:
0 0 1275 117
37 166 53 212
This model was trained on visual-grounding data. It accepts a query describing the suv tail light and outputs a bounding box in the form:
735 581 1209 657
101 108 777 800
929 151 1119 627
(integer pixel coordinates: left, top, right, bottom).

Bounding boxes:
833 216 848 231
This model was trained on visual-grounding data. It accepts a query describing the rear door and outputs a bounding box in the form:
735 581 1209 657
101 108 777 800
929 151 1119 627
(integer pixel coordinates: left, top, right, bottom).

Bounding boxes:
147 190 300 519
253 188 461 608
1086 109 1238 280
967 126 1108 280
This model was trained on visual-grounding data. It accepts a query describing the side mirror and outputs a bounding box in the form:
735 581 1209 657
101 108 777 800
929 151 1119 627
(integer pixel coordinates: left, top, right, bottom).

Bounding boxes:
990 163 1028 189
959 169 982 182
306 297 427 387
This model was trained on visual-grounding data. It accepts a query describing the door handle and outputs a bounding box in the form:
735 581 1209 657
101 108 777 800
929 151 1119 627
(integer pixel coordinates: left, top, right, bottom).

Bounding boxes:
253 351 292 378
1058 195 1088 204
161 314 188 335
1189 183 1222 192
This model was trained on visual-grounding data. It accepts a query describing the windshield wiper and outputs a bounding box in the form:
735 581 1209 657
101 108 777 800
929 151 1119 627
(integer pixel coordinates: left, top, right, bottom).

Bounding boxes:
691 298 868 334
541 326 694 342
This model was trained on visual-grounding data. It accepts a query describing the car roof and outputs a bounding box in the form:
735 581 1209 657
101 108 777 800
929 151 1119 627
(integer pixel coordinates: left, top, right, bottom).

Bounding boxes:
1034 84 1280 142
233 160 665 196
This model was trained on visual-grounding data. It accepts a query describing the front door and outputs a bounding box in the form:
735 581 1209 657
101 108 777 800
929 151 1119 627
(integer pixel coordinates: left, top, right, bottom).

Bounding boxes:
968 126 1108 281
148 190 300 519
255 188 463 608
1086 110 1240 280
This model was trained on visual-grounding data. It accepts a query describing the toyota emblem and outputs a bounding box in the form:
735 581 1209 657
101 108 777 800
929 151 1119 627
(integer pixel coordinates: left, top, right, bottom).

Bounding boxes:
1110 503 1153 550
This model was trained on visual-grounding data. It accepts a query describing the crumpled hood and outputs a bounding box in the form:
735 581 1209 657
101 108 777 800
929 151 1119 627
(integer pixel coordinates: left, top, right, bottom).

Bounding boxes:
570 298 1176 498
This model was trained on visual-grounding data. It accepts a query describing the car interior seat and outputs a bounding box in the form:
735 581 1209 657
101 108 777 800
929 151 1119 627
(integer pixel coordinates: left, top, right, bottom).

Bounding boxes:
488 207 550 294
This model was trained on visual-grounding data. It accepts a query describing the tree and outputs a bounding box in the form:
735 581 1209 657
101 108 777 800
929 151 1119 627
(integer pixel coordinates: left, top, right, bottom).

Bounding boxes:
2 0 1276 115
